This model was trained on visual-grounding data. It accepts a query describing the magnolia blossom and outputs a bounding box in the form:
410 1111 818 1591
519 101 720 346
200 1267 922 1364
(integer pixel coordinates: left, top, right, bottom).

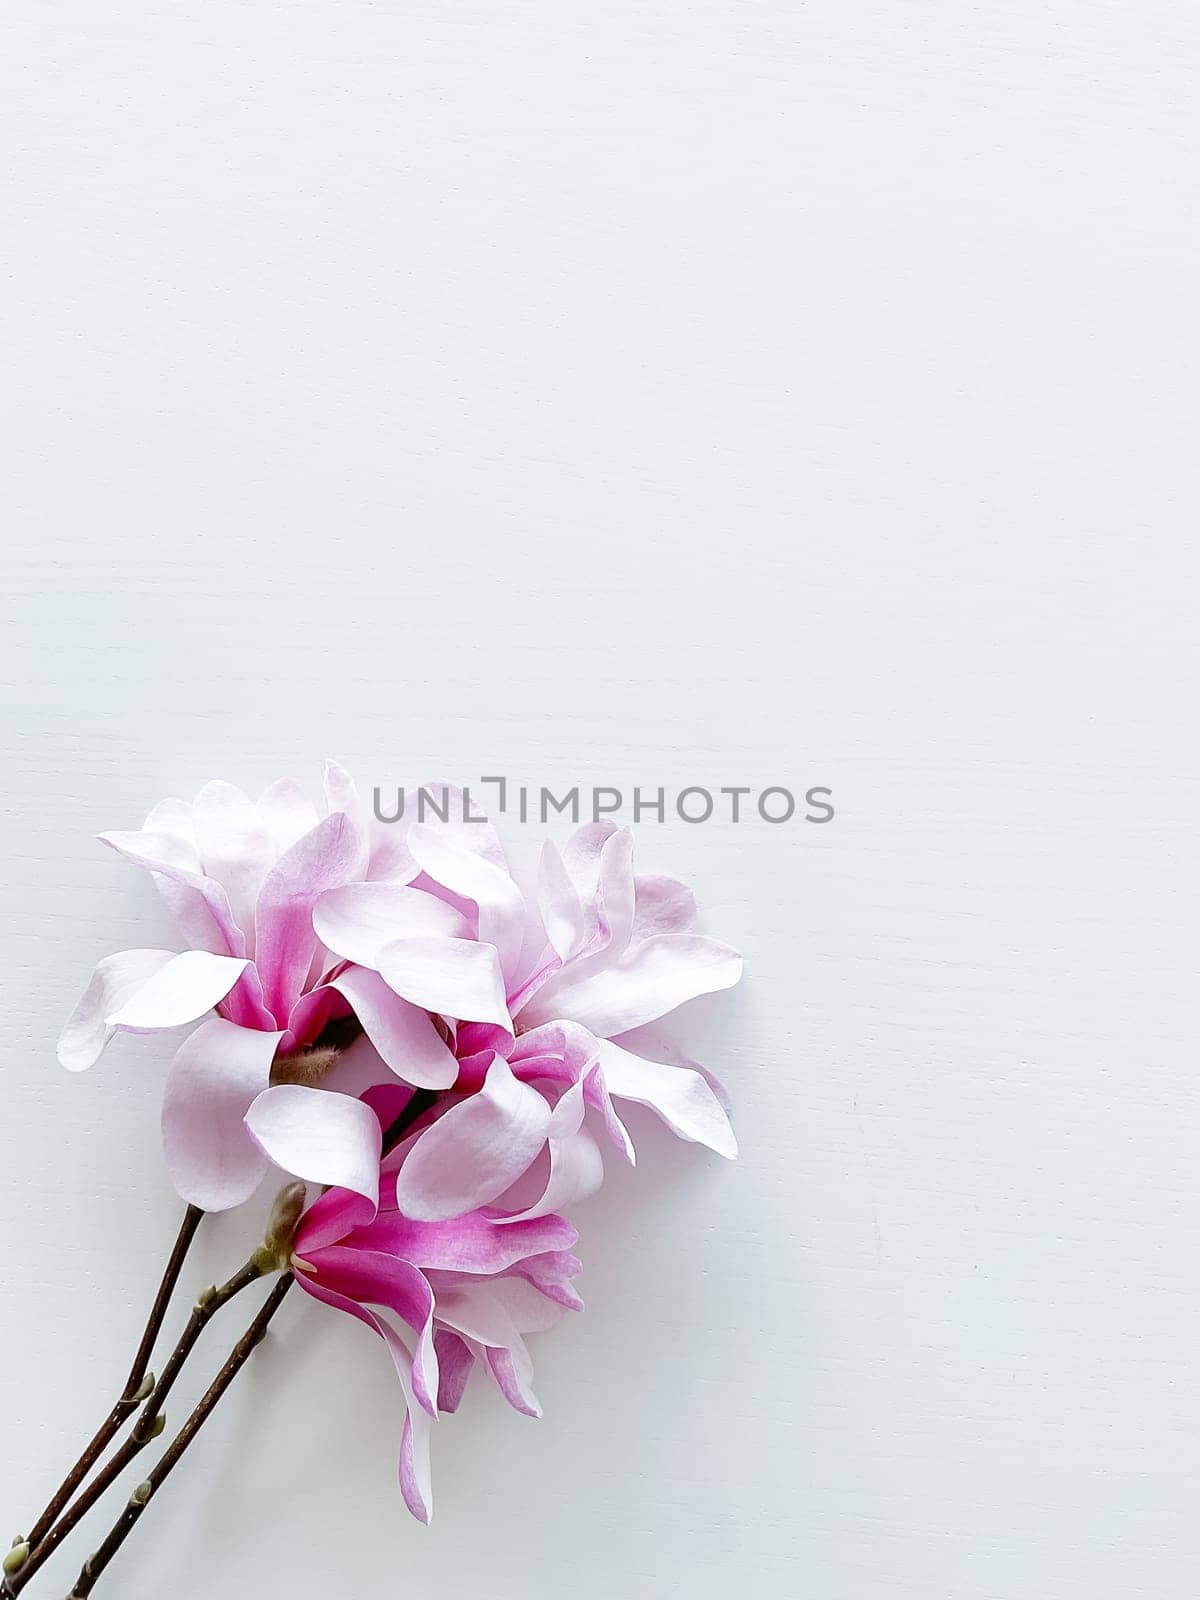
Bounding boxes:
317 813 742 1225
55 764 437 1209
290 1098 582 1521
59 773 741 1225
57 770 743 1525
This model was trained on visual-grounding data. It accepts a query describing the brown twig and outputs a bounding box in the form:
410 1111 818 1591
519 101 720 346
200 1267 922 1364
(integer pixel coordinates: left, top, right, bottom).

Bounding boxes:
65 1275 295 1599
18 1205 203 1557
7 1250 273 1594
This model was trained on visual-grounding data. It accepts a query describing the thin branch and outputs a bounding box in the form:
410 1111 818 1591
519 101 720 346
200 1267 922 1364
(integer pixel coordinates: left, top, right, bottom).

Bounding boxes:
65 1275 295 1600
19 1205 203 1555
7 1252 272 1595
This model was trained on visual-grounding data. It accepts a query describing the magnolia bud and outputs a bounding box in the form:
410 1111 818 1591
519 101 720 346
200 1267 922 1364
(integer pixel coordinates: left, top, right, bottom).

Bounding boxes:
3 1543 29 1577
264 1181 307 1263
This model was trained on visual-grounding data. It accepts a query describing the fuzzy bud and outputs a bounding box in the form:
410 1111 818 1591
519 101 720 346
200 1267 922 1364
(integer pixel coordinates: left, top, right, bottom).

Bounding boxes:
130 1481 152 1506
195 1285 216 1310
263 1181 307 1264
148 1412 167 1440
133 1373 155 1403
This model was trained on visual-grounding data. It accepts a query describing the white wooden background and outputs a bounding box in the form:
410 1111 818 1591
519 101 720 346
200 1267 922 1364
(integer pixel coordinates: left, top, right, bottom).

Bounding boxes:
2 5 1198 1597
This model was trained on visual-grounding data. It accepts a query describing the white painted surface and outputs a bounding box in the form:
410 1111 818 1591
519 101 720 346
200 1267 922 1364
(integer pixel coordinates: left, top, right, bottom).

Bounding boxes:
2 4 1198 1596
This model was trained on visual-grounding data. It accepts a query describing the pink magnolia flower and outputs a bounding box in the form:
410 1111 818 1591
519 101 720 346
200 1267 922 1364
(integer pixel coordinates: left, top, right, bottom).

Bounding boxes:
315 812 743 1224
59 775 742 1227
290 1108 582 1522
56 764 453 1211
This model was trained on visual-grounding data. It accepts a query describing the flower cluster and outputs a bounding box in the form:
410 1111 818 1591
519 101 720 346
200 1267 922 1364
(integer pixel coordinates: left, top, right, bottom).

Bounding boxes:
59 765 741 1520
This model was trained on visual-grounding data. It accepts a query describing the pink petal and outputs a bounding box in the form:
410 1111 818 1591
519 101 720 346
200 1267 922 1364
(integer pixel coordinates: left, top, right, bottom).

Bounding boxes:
434 1279 561 1417
560 821 620 904
141 796 198 853
253 812 364 1022
322 758 361 821
257 778 320 859
433 1329 474 1413
392 1055 551 1221
616 1023 734 1113
293 1182 377 1256
494 1080 604 1223
100 829 245 958
630 874 698 941
508 1021 636 1163
483 1345 540 1417
161 1018 282 1210
104 950 251 1034
514 1249 585 1312
597 1038 737 1158
305 1244 439 1416
313 882 468 969
293 1270 435 1522
221 963 280 1033
321 760 371 880
190 780 273 943
537 840 585 960
378 937 511 1030
244 1084 381 1206
329 967 459 1090
514 829 635 1015
407 823 527 984
57 949 176 1071
352 1210 578 1274
397 1349 436 1521
582 1062 636 1164
519 933 742 1037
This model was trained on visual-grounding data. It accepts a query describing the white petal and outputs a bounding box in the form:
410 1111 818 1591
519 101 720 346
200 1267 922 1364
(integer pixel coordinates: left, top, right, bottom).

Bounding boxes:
245 1084 381 1205
520 934 741 1037
190 780 273 942
329 967 460 1090
105 950 251 1033
257 778 321 860
598 1038 737 1158
392 1055 550 1221
141 797 199 856
323 759 361 821
57 949 176 1071
537 841 586 961
496 1080 604 1223
100 830 245 957
313 882 468 970
161 1018 282 1210
407 823 527 984
378 937 511 1029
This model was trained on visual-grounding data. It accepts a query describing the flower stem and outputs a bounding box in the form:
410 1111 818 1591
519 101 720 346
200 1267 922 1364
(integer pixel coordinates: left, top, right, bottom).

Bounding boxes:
18 1205 203 1557
64 1275 295 1600
7 1251 273 1594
